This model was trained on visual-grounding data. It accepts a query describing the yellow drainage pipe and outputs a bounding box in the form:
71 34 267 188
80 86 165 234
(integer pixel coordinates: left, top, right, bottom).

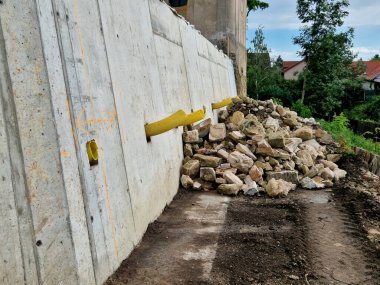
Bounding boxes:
180 109 206 126
212 97 232 110
145 109 187 138
86 140 99 164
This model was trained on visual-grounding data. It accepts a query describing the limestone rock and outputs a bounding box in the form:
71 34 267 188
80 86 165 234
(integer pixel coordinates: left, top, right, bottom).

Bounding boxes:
297 150 314 168
228 151 254 173
193 118 211 138
249 165 264 182
217 149 230 160
284 138 302 153
266 171 299 184
228 131 246 142
300 177 324 189
266 178 296 197
183 130 199 143
209 123 226 142
264 117 280 132
256 139 277 157
193 154 222 168
236 143 256 159
223 172 243 186
180 175 193 189
321 167 335 180
320 160 338 170
200 167 216 182
294 127 313 141
268 131 286 148
182 159 200 178
327 154 342 163
231 111 245 125
333 168 347 180
217 184 241 196
184 144 193 157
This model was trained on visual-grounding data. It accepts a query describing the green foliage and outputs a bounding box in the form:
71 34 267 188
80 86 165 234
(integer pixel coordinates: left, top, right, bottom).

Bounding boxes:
320 113 380 156
247 0 269 16
346 96 380 122
371 54 380 61
292 100 313 118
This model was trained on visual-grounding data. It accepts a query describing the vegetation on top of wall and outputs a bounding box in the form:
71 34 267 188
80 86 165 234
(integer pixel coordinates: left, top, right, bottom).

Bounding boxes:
320 113 380 156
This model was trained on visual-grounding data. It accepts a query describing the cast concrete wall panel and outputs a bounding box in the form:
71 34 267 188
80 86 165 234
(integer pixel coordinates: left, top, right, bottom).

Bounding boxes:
0 0 237 284
0 1 78 284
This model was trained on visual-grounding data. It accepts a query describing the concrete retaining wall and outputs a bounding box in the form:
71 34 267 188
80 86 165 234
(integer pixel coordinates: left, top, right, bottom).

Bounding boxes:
0 1 236 284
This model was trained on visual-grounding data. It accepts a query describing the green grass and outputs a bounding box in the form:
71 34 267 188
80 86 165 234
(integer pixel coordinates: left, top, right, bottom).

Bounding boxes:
320 113 380 156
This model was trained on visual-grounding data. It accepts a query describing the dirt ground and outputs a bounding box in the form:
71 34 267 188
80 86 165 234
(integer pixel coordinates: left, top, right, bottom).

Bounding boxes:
106 159 380 285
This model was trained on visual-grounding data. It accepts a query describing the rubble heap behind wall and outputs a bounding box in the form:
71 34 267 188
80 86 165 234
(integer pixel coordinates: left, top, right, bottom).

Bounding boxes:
0 1 237 284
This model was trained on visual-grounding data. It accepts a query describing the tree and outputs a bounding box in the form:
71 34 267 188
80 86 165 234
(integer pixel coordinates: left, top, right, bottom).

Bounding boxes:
372 54 380 61
247 0 269 16
247 26 272 99
293 0 356 118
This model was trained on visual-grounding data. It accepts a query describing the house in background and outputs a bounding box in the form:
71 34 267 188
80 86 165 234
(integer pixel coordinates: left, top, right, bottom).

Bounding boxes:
282 60 306 80
282 59 380 98
360 61 380 98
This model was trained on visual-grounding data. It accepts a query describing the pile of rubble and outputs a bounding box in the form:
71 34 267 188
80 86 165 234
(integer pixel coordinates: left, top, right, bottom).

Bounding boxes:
180 97 347 197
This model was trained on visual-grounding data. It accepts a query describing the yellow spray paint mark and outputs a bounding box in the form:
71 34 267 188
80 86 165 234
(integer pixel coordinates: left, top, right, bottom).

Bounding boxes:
75 106 117 134
61 150 70 158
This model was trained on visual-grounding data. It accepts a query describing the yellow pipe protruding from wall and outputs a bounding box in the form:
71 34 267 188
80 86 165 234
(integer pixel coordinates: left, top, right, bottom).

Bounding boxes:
86 140 99 165
145 110 187 138
180 109 206 126
212 97 232 110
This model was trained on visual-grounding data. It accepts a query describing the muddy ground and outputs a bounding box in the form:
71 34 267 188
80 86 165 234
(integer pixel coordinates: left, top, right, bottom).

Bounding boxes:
106 159 380 285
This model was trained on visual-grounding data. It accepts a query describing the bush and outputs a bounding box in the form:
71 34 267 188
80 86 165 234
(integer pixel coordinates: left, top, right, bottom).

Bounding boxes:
291 100 313 118
320 113 380 156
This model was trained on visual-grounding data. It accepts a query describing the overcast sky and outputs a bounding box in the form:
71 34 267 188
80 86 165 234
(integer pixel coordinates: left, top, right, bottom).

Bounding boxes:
247 0 380 60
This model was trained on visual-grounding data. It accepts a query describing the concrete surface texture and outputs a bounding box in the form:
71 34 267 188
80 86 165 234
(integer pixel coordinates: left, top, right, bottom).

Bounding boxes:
0 0 236 284
165 0 247 97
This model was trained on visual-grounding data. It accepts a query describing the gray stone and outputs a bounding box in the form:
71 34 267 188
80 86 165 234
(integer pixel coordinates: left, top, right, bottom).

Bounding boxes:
200 167 216 182
268 131 286 148
217 184 241 196
192 118 211 138
266 171 299 184
183 130 199 143
184 144 193 157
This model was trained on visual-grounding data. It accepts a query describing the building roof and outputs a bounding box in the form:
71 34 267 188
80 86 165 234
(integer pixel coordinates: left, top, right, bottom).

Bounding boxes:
363 61 380 80
283 60 380 81
282 60 305 73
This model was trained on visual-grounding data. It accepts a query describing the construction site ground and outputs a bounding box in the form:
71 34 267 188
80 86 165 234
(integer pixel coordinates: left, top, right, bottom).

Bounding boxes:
106 160 380 285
